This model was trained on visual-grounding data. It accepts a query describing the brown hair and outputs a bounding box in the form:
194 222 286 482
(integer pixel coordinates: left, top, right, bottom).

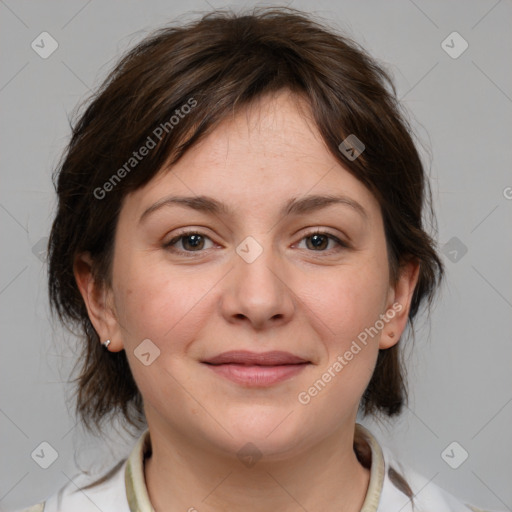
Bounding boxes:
48 6 444 437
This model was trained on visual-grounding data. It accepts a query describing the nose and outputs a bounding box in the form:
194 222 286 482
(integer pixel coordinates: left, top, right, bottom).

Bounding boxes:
219 239 295 330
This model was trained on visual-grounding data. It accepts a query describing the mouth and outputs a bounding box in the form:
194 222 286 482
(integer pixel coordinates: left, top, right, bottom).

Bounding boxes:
202 350 311 387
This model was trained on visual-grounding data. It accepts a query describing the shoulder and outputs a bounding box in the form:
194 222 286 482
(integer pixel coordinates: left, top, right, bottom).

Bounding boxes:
379 443 494 512
12 458 129 512
355 424 496 512
12 505 45 512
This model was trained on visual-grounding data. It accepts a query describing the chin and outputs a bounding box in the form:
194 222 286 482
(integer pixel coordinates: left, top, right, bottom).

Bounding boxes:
212 413 309 457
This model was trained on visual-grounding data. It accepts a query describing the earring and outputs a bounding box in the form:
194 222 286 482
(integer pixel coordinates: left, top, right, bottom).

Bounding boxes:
102 339 111 349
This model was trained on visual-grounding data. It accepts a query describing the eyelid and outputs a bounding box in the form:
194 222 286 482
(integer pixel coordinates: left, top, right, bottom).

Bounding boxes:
163 228 216 256
296 228 350 250
163 227 350 256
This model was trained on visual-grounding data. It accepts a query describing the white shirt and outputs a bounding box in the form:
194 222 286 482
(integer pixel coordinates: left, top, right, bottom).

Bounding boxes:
14 424 492 512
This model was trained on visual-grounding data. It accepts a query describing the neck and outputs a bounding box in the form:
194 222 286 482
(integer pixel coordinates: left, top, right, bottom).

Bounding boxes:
143 421 371 512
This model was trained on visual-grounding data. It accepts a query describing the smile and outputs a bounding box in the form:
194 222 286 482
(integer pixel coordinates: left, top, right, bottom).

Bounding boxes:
203 362 310 387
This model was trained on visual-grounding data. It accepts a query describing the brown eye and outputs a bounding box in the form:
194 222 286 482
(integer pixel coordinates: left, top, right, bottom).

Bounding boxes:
180 233 205 251
164 231 214 255
298 231 348 252
305 233 330 250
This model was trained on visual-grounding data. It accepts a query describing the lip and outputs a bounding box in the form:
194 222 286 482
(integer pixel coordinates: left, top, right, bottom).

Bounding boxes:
202 351 310 387
203 350 309 366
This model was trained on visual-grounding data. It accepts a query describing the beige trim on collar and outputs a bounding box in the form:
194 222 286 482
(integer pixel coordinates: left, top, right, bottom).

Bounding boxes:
357 423 385 511
125 423 385 512
125 428 155 512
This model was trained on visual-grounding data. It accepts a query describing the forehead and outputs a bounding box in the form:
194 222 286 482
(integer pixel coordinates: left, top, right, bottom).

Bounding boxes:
190 90 327 168
122 90 381 225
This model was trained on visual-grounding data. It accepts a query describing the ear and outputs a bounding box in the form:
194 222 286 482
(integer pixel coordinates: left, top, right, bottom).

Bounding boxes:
74 252 122 351
379 259 420 349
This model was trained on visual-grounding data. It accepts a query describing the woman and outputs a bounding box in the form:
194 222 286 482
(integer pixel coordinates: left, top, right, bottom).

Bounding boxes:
17 7 492 512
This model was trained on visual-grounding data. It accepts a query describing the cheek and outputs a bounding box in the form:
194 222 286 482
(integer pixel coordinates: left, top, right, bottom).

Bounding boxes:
301 260 389 344
112 258 214 405
297 273 383 419
295 258 387 404
112 252 218 351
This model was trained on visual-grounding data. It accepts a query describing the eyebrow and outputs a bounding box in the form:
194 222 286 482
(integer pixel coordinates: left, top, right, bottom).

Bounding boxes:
139 193 368 224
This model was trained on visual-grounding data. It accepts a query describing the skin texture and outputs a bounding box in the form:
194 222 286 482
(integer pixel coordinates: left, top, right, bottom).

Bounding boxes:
75 90 419 512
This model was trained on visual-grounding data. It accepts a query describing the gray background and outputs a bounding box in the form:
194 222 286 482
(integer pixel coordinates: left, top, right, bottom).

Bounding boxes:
1 0 511 510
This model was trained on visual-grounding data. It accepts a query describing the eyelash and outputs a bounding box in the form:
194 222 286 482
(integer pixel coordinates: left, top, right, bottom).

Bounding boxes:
163 229 349 257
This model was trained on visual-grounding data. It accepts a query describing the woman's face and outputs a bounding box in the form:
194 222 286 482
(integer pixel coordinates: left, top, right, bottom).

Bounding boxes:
88 90 417 458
